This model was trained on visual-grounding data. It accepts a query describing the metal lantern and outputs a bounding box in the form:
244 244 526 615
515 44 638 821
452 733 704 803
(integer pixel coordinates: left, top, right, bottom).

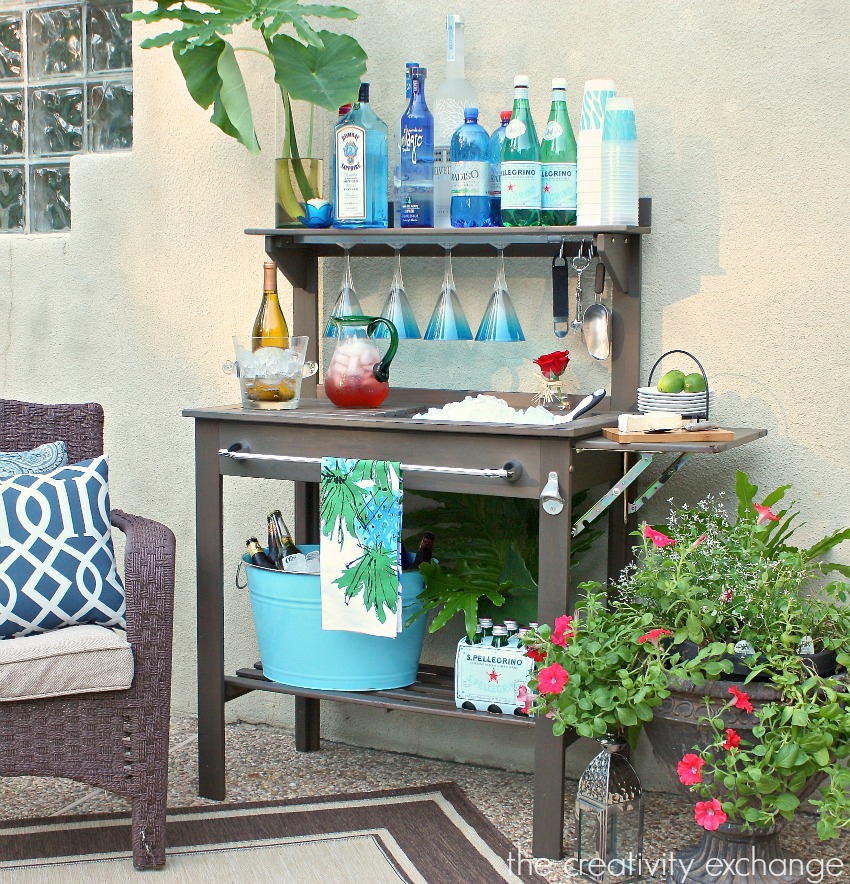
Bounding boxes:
575 735 646 883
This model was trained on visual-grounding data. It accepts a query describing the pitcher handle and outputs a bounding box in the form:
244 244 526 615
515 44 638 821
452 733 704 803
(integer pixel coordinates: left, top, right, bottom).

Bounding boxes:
367 318 398 383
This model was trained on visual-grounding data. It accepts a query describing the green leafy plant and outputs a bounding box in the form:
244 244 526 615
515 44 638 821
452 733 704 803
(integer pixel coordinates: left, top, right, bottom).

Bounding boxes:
127 0 368 201
526 469 850 838
404 491 602 639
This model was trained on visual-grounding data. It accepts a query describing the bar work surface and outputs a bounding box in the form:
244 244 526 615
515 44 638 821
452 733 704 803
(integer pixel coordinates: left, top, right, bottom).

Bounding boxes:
184 398 765 860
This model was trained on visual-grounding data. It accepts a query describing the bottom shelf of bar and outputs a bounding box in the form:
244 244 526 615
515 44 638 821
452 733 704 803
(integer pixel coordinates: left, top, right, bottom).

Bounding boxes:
225 662 536 727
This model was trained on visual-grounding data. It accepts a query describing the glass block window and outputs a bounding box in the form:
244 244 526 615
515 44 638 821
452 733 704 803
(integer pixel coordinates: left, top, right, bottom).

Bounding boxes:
0 0 132 233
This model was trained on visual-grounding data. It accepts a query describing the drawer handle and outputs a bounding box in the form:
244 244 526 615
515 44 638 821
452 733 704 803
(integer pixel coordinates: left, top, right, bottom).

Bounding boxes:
219 447 523 482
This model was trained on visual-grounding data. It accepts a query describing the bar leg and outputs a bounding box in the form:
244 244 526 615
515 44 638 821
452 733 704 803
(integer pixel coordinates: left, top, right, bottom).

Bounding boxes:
532 442 574 858
295 697 321 751
196 421 226 800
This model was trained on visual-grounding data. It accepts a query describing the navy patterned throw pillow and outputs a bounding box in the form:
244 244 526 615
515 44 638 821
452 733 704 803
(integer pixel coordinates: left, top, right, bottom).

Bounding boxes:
0 441 68 480
0 456 125 639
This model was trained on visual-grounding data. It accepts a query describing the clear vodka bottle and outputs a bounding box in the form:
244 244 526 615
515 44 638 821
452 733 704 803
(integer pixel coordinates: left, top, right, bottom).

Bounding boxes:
433 14 477 228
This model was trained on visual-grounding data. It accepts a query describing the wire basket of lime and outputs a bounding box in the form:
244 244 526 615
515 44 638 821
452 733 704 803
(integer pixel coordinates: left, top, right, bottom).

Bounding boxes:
638 349 714 419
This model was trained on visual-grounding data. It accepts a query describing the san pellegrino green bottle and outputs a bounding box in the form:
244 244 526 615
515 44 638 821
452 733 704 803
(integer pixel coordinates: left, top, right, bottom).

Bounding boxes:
501 75 541 227
540 78 577 226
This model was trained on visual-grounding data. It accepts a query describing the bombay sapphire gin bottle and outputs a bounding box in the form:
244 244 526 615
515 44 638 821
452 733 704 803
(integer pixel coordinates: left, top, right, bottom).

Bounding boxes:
400 67 434 227
487 110 511 226
333 83 389 228
450 108 490 227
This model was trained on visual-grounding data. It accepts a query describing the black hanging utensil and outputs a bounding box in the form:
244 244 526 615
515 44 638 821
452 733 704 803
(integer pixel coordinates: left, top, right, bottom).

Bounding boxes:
552 241 569 338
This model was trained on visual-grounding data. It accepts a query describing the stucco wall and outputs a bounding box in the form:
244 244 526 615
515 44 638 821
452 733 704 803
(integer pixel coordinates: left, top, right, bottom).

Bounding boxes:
1 1 848 788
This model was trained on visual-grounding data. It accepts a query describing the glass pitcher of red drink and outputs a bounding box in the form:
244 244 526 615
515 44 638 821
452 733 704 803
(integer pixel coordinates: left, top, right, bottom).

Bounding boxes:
325 316 398 408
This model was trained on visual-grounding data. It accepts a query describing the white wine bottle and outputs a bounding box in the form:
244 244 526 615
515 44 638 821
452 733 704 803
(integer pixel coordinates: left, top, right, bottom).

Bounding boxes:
252 261 289 350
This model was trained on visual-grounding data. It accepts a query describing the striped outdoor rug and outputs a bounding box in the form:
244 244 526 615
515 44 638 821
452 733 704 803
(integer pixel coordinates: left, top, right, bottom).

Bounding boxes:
0 782 547 883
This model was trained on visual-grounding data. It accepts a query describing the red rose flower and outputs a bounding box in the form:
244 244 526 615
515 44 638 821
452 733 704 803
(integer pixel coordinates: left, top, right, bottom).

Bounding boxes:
694 799 727 830
525 647 547 663
537 662 569 695
639 627 672 646
677 753 705 786
643 525 676 548
729 686 753 713
723 728 741 751
533 349 570 379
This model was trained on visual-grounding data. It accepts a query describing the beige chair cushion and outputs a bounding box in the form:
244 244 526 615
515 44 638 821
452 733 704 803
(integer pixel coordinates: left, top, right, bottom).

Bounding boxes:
0 624 134 702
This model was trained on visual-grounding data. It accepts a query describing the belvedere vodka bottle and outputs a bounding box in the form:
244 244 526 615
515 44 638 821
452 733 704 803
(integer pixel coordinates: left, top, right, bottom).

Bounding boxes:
450 108 490 227
333 83 389 228
400 67 434 227
501 75 541 227
433 14 478 228
487 110 511 226
540 78 578 226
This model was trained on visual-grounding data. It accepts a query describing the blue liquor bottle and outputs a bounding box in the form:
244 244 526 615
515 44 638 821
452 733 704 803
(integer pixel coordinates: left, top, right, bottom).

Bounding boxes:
450 107 490 227
399 67 434 228
333 83 389 229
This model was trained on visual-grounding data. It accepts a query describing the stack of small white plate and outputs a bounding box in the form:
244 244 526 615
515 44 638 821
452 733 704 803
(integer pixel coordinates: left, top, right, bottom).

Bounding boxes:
637 386 715 418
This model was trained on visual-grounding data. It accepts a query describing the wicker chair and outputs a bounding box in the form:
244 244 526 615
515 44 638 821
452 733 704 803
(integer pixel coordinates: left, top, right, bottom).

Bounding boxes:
0 399 176 869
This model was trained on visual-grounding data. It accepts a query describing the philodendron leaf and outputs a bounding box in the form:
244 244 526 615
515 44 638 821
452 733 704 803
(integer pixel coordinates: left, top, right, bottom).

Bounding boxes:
172 40 224 109
271 30 367 111
216 42 260 153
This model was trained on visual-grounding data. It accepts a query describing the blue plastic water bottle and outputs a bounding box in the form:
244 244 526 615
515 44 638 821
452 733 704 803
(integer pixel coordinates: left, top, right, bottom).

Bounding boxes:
450 107 491 227
487 110 511 226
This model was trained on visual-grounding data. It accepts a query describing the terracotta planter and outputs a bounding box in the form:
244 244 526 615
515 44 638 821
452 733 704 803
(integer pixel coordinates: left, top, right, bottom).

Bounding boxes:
644 678 824 884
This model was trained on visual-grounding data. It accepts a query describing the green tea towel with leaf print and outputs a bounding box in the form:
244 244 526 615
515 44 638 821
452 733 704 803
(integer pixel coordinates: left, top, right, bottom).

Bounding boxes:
320 457 403 638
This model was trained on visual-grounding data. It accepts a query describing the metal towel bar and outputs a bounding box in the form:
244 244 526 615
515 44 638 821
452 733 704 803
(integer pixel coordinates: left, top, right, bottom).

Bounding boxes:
219 447 522 482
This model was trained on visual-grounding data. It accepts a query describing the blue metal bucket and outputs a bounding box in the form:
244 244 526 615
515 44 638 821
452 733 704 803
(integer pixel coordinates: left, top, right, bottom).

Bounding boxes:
244 546 428 690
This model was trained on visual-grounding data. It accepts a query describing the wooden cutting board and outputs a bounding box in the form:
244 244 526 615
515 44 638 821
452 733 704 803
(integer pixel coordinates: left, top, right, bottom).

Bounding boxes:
603 427 736 444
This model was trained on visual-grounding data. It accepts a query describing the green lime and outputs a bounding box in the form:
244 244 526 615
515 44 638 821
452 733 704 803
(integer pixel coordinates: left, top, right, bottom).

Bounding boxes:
684 373 706 393
657 370 686 393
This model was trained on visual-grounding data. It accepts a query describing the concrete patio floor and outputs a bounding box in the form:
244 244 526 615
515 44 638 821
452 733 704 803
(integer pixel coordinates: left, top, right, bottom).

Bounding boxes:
1 717 847 882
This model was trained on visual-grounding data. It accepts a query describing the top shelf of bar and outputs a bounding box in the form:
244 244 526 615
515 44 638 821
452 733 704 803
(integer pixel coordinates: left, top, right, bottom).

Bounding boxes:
246 199 651 259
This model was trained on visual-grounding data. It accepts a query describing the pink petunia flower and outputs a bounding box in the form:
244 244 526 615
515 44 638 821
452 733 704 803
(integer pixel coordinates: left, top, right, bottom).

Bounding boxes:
690 534 708 548
644 524 676 548
694 799 727 831
754 503 780 525
677 753 705 786
720 587 734 603
551 615 575 646
525 647 547 663
516 684 534 715
729 685 754 713
639 627 672 646
723 728 741 751
537 662 569 695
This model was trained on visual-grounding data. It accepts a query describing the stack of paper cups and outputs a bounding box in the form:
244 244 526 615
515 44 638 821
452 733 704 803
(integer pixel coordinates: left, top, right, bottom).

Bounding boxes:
577 79 617 226
600 97 638 226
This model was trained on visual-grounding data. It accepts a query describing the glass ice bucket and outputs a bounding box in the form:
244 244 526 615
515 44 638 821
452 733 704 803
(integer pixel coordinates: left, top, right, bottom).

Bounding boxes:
224 336 318 410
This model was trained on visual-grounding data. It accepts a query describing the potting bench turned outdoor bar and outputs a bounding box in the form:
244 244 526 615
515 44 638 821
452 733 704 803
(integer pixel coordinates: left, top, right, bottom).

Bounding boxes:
184 199 767 858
